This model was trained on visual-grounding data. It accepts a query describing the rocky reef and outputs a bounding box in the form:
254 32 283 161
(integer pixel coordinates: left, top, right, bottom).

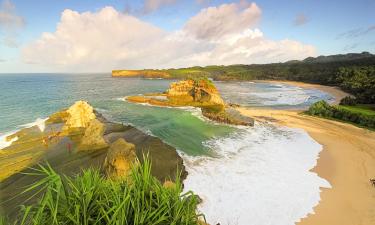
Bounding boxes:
0 101 185 219
127 78 254 126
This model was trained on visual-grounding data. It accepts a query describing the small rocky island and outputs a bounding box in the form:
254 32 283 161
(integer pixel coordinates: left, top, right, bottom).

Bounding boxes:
0 101 185 219
127 78 254 126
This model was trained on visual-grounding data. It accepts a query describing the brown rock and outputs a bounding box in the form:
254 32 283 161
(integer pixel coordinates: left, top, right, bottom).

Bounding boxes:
167 79 225 106
78 119 108 151
104 138 137 179
163 180 176 189
63 101 96 129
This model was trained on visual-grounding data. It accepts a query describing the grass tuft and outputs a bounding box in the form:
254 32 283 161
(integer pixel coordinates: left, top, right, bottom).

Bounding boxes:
5 158 204 225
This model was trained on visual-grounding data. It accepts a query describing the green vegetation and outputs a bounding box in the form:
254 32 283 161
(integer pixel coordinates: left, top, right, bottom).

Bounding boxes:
339 105 375 116
307 100 375 129
127 52 375 104
2 159 204 225
335 66 375 103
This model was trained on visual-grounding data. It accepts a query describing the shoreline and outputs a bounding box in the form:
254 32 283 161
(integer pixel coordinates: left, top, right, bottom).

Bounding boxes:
238 107 375 225
255 80 352 105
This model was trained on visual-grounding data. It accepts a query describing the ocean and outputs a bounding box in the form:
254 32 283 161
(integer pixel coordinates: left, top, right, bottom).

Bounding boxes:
0 73 332 225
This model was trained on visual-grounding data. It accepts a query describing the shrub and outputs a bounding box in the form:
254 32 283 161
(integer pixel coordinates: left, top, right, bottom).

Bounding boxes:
7 159 204 225
307 100 375 129
339 96 357 106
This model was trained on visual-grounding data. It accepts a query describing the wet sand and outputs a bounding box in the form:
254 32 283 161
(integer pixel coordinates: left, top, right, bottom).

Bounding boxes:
238 108 375 225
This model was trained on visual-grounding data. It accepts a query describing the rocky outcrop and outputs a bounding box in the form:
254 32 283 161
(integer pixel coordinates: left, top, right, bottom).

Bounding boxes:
126 78 254 126
78 119 108 151
167 79 225 106
64 100 96 129
104 138 137 179
1 100 186 221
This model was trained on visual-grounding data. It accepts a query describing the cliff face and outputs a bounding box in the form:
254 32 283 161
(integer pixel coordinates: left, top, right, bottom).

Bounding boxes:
112 70 170 79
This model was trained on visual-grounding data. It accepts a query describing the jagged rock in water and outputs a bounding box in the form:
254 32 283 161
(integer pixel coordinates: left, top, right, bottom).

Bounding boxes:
104 138 137 179
126 78 254 126
78 119 108 151
167 79 225 106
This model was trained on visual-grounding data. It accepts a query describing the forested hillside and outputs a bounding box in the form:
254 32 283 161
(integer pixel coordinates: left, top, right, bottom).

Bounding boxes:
113 52 375 103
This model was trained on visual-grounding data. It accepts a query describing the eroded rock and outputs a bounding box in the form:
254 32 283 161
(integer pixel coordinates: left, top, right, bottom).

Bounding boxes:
126 78 254 126
104 138 137 179
64 100 96 129
78 119 108 151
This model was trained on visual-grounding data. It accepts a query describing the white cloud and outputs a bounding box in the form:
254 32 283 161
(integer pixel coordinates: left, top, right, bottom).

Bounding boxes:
0 0 24 29
184 1 261 40
22 2 316 72
0 0 25 47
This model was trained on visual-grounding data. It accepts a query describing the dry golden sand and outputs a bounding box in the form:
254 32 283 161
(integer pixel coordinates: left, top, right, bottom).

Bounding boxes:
238 107 375 225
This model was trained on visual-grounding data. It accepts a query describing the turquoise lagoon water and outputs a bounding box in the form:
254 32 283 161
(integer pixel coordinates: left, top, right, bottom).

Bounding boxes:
0 73 332 225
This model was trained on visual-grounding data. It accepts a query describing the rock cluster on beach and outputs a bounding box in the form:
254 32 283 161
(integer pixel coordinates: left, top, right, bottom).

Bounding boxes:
127 78 254 126
0 100 185 220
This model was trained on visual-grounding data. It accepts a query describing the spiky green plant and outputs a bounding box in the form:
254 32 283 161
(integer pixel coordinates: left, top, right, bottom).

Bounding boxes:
6 159 204 225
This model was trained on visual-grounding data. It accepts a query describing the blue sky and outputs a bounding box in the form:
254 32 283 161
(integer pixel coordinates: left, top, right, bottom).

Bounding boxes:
0 0 374 72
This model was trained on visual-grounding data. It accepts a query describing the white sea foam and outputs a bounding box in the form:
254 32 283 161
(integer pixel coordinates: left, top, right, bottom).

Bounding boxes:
0 132 18 150
182 122 330 225
251 85 311 106
0 117 48 150
116 97 126 101
19 118 47 132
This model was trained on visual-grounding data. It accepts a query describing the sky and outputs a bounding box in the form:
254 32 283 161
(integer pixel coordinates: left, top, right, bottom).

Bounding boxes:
0 0 374 73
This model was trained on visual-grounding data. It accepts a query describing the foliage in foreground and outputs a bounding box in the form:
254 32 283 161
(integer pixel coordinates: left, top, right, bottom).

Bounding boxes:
3 159 203 225
306 100 375 129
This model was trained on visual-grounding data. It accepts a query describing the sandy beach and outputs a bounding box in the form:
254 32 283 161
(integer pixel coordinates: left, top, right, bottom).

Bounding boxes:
258 80 352 105
238 107 375 225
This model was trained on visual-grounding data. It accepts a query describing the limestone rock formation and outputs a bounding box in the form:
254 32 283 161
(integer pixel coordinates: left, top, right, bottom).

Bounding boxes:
104 138 138 179
78 119 108 151
167 79 225 106
64 101 96 129
126 78 254 126
112 70 170 78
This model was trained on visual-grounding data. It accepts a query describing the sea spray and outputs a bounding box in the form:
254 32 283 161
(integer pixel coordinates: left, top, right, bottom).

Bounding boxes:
0 117 47 150
182 122 331 225
0 132 18 150
19 118 47 132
